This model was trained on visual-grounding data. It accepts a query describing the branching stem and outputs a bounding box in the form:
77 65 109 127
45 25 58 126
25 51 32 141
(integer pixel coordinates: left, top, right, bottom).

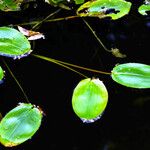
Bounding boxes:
32 53 111 75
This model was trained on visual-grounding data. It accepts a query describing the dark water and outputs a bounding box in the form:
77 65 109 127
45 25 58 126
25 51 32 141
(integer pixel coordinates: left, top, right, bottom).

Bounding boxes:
0 0 150 149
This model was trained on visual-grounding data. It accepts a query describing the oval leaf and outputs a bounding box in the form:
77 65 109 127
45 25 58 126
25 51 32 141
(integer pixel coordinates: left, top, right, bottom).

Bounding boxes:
72 78 108 123
77 0 132 20
0 103 43 147
138 4 150 15
111 63 150 88
0 27 31 59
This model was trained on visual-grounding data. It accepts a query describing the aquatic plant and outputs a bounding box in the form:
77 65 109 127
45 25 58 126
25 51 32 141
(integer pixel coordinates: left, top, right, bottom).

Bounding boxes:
0 0 150 147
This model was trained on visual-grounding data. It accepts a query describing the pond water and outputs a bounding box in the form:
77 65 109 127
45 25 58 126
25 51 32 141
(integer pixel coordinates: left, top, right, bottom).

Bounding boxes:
0 0 150 149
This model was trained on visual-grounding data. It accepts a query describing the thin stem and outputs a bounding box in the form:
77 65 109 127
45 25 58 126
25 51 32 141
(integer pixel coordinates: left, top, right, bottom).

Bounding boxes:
2 59 30 103
82 19 111 52
32 8 61 30
32 54 111 75
14 15 79 27
31 54 88 78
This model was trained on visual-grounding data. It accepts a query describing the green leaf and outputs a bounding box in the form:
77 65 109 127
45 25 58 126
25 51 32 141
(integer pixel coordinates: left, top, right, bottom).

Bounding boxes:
0 0 23 11
111 63 150 88
45 0 64 5
0 27 31 59
77 0 132 20
0 103 43 147
72 78 108 123
0 66 4 82
45 0 71 10
138 4 150 15
74 0 85 5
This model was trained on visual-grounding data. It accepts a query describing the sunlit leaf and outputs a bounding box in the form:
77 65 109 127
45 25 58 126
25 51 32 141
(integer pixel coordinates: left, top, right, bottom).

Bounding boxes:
45 0 64 5
0 0 34 11
45 0 71 10
0 66 4 82
111 63 150 88
0 0 23 11
138 4 150 15
0 27 31 59
77 0 132 20
74 0 84 5
72 78 108 123
0 103 43 147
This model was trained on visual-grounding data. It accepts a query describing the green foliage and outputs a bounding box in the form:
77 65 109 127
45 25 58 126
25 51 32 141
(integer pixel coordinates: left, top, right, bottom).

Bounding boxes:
0 27 31 59
0 0 149 147
45 0 65 6
74 0 84 5
45 0 71 10
0 0 23 11
77 0 132 20
111 63 150 89
138 4 150 15
0 103 43 147
45 0 84 7
72 78 108 123
0 66 4 81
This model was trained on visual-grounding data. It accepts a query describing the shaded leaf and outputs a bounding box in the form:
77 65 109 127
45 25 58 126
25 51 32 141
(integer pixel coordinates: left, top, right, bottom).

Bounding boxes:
77 0 132 20
72 78 108 123
0 103 43 147
0 27 31 59
111 48 126 58
111 63 150 88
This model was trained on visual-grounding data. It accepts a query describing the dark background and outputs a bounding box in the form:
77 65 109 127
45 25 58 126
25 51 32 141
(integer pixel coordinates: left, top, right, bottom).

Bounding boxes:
0 0 150 149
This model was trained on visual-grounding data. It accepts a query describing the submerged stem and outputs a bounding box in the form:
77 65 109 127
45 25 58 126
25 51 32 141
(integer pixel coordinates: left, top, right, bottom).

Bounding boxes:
82 19 111 52
2 59 30 103
32 8 61 30
31 54 88 78
32 54 111 75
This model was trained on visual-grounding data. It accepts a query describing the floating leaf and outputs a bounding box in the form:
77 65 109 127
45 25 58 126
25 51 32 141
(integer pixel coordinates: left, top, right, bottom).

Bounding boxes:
111 63 150 88
0 27 31 59
0 0 23 11
0 103 43 147
74 0 84 5
0 66 4 82
138 4 150 15
72 78 108 123
45 0 71 10
0 0 34 11
77 0 132 20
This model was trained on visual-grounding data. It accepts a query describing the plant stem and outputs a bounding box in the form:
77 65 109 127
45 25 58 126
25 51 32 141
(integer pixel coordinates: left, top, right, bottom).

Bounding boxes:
32 54 111 75
82 19 111 52
32 8 62 30
2 59 30 103
31 54 88 78
15 15 79 26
